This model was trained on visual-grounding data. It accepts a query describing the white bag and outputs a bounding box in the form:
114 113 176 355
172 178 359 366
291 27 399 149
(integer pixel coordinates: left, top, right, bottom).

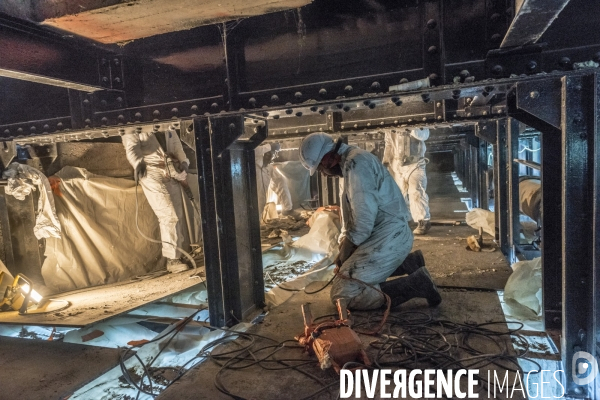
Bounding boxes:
504 257 542 320
465 208 495 236
292 210 341 255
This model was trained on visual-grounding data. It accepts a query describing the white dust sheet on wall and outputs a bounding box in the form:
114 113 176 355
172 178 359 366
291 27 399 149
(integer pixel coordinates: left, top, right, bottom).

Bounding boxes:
42 167 165 293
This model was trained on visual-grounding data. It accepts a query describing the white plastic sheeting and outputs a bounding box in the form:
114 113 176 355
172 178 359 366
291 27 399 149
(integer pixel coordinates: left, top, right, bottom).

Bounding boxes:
503 257 542 320
41 167 165 293
266 161 311 209
293 210 341 255
2 162 61 239
466 208 496 236
70 322 251 400
264 210 341 307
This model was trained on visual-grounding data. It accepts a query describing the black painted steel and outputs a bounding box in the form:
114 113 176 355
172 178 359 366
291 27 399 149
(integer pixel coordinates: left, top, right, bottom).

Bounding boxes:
507 117 520 264
193 117 226 326
561 74 597 398
194 115 266 327
494 119 509 255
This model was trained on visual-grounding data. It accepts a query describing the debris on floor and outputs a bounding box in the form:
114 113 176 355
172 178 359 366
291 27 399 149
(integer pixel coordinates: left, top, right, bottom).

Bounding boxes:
465 207 495 236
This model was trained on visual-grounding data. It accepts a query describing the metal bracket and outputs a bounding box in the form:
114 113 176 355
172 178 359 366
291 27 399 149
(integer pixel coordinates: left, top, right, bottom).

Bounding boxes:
509 77 562 134
0 141 16 169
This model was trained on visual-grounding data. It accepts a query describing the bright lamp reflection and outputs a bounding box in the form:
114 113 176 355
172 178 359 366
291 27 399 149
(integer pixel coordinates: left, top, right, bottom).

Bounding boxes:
21 284 43 303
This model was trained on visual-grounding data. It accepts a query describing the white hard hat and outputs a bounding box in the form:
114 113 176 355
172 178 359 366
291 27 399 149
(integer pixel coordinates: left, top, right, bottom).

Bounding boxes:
299 133 335 176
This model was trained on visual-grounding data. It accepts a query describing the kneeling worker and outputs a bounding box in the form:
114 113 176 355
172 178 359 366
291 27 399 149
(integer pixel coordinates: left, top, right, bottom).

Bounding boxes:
299 133 441 310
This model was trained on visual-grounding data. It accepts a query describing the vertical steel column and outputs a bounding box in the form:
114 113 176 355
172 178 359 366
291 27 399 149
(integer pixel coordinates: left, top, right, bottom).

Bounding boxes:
317 175 339 206
194 117 227 326
478 140 489 211
494 119 510 255
541 115 563 330
228 144 266 317
468 136 480 208
507 118 520 263
594 73 600 400
194 116 266 327
561 74 598 399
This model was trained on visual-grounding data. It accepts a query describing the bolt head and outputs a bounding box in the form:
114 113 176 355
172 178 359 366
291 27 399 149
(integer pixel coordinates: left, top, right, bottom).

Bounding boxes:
527 60 538 71
529 91 540 99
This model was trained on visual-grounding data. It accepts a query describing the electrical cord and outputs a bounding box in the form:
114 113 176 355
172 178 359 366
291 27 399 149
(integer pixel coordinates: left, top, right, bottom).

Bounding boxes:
113 305 536 400
118 306 207 399
19 299 72 315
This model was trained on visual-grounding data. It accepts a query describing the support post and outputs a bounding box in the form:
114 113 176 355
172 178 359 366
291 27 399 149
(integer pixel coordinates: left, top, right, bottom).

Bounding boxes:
507 117 520 263
194 115 265 327
541 110 563 330
494 119 510 256
561 73 598 399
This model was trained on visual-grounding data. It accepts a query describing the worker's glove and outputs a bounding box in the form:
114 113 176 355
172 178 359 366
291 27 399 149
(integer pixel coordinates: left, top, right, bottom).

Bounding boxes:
181 161 189 173
135 161 147 183
334 237 358 272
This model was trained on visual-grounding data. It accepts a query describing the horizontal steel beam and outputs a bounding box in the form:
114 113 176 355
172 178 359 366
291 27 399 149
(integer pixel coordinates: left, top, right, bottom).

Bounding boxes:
0 15 109 90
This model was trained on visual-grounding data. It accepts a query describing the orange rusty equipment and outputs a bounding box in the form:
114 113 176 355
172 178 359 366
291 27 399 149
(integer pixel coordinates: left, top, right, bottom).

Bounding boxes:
295 298 370 373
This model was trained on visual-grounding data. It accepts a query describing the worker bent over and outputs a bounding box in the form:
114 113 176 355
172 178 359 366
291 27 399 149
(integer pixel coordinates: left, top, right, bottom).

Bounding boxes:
299 133 441 310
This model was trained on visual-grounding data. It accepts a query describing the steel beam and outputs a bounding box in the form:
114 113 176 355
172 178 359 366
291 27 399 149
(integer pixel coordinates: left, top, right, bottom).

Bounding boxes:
501 0 571 49
561 73 598 399
194 115 266 327
494 119 510 255
509 77 562 134
0 16 106 91
477 139 489 211
507 118 520 264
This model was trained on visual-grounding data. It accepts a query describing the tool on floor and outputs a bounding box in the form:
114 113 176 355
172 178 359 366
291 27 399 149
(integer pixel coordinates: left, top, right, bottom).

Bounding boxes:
295 298 370 373
466 227 484 251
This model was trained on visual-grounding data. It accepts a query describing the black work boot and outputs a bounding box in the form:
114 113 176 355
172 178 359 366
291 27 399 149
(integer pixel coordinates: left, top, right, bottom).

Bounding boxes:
380 267 442 308
389 250 425 276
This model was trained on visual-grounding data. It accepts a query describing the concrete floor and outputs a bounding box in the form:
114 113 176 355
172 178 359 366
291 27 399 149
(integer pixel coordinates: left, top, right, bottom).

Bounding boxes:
0 336 122 400
158 287 520 399
158 172 520 400
0 171 525 399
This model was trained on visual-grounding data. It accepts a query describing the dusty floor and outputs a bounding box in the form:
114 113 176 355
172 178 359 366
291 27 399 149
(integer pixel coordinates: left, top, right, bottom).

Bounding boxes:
0 267 206 327
0 336 122 400
158 288 524 400
0 171 532 400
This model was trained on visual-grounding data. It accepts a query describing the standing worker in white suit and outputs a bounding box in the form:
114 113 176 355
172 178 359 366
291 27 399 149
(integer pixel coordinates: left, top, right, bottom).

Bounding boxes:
121 126 190 273
383 127 431 235
255 142 297 221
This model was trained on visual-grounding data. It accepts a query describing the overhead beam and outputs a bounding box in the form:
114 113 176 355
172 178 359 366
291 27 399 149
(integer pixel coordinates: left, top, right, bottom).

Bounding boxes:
0 17 106 90
38 0 312 44
500 0 571 49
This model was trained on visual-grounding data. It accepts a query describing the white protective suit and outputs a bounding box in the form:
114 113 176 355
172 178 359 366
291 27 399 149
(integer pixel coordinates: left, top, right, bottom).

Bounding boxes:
382 128 431 222
331 143 413 310
121 127 189 260
254 144 293 219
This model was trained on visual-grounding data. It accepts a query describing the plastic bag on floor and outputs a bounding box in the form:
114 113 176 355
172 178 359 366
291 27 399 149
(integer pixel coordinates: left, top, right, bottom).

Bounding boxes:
466 208 495 236
504 257 542 320
293 210 341 255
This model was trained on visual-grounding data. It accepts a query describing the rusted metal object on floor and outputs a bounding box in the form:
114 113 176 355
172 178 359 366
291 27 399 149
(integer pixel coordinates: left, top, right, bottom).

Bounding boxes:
295 298 370 373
